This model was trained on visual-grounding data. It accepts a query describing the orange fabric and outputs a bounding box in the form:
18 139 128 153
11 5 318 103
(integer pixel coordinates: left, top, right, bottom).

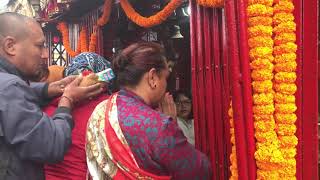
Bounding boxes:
104 94 171 180
46 65 65 83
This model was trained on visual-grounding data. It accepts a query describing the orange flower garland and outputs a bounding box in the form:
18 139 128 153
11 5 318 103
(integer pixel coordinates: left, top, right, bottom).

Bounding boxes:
228 103 238 180
196 0 224 8
57 22 80 57
119 0 183 28
89 31 97 52
272 0 298 178
80 27 88 53
97 0 113 26
247 0 285 179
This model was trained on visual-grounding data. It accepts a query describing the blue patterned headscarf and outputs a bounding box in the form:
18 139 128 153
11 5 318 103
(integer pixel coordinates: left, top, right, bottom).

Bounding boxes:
65 52 115 93
65 52 111 76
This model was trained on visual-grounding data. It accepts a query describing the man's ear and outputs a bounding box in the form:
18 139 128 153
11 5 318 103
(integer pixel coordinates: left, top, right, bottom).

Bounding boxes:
147 68 158 89
2 36 17 56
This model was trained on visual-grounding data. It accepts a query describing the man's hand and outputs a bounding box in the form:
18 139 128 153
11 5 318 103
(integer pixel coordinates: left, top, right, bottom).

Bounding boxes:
62 76 104 105
47 76 77 98
158 92 177 120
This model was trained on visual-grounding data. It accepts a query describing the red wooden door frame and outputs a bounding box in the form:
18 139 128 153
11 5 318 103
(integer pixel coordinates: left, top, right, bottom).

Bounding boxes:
294 0 318 179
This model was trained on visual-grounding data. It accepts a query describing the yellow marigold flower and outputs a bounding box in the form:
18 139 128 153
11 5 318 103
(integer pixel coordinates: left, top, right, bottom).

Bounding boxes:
256 141 281 150
278 135 298 148
273 12 295 25
252 80 273 93
248 25 273 38
230 169 238 178
256 161 283 171
275 103 297 114
248 16 273 27
280 148 297 159
250 47 273 59
274 1 294 13
278 163 296 177
278 175 296 180
228 107 233 117
248 0 273 6
252 69 274 81
255 145 283 163
274 33 296 45
274 42 297 55
282 158 296 167
274 83 297 95
230 118 234 127
253 104 275 115
230 135 235 144
257 170 279 180
274 61 297 72
247 4 273 17
274 93 295 104
230 127 235 134
254 114 274 121
277 123 297 136
273 21 296 34
255 120 276 132
230 150 237 162
253 93 274 105
255 131 278 142
275 113 297 124
250 59 274 70
229 176 238 180
274 72 297 83
249 36 274 48
274 53 296 63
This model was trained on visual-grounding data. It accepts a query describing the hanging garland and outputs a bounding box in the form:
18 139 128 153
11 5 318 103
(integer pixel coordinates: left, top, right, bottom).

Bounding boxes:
89 31 97 52
228 102 238 180
247 0 285 179
97 0 113 26
196 0 224 8
119 0 183 28
80 27 88 52
57 22 80 57
273 0 298 179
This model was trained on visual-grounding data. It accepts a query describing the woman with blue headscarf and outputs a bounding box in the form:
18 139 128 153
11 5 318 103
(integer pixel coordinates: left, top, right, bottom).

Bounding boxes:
43 52 114 180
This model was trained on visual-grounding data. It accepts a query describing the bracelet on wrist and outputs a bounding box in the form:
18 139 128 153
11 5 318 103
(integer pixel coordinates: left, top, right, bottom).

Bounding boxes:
60 95 74 106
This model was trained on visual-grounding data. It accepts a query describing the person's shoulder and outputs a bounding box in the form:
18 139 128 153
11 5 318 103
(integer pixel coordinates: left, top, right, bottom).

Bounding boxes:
0 72 27 91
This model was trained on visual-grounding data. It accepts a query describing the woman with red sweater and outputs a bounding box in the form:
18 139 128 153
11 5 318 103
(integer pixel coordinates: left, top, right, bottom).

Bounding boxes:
43 52 114 180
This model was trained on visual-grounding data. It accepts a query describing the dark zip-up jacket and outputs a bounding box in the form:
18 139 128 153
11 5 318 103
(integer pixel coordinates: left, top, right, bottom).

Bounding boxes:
0 58 74 180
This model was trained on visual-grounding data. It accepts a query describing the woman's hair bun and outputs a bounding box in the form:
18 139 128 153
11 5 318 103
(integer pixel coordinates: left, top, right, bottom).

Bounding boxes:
112 54 130 73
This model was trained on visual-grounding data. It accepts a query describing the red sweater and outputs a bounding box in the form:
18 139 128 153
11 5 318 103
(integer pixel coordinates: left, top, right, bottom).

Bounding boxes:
43 94 109 180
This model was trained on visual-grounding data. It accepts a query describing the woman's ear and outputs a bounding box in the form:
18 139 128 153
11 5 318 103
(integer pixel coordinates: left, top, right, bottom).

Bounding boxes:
147 68 158 89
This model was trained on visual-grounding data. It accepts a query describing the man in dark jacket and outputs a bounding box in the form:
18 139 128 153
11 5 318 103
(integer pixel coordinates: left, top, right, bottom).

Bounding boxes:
0 12 104 179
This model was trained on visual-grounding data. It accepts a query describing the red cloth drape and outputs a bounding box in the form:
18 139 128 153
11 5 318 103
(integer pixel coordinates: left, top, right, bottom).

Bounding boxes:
190 1 231 179
293 0 319 179
190 0 256 179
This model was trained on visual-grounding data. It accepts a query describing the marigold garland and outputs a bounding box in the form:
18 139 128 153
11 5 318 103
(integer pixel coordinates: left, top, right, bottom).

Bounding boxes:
246 0 291 179
80 27 88 52
57 22 80 57
273 2 298 174
274 53 296 63
97 0 113 26
248 16 273 27
120 0 183 28
228 103 238 180
250 59 274 71
196 0 224 8
89 31 97 52
274 62 297 72
247 4 274 17
248 25 273 38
